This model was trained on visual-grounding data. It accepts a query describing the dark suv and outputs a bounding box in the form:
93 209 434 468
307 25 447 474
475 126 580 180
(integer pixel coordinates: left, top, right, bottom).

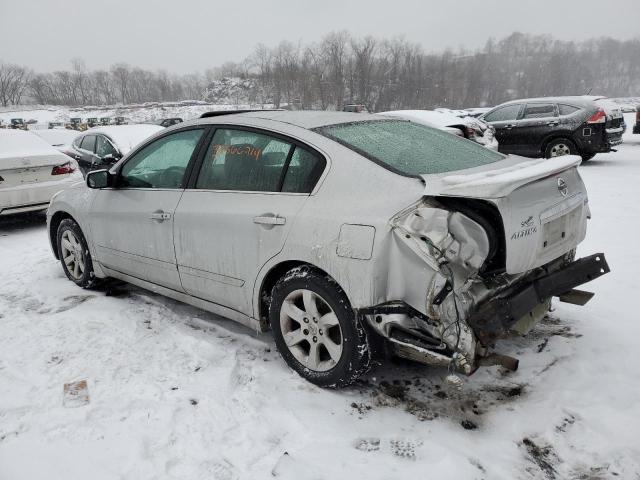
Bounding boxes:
480 96 624 161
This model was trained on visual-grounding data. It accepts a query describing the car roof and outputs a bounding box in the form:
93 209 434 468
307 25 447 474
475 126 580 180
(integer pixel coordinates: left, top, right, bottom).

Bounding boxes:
193 110 387 130
498 96 599 107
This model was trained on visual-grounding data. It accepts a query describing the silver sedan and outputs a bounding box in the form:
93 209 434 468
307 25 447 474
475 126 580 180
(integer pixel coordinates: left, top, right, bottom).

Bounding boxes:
47 110 608 387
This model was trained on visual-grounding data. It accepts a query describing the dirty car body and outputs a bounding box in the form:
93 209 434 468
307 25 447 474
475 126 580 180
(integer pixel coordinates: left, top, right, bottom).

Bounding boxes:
46 111 609 386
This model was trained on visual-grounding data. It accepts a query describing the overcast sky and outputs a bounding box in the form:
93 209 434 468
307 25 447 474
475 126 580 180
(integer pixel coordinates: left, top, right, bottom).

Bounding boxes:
1 0 638 73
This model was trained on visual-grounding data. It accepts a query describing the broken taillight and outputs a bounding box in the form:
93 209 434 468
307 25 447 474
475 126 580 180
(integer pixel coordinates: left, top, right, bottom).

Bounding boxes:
586 108 606 124
51 162 75 175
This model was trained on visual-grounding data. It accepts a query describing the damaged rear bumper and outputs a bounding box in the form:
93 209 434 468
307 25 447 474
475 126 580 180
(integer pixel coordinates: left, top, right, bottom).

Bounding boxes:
359 253 610 374
468 253 610 344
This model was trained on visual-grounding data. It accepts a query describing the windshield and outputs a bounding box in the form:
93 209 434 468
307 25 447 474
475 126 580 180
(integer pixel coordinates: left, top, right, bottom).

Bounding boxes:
316 120 504 176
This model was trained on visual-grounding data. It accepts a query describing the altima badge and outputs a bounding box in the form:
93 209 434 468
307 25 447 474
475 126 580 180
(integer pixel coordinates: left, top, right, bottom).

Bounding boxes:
557 178 568 197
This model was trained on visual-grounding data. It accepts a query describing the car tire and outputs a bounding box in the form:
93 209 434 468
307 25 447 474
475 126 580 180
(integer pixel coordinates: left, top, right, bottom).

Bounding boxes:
269 266 371 388
581 153 596 162
545 138 577 158
56 218 100 289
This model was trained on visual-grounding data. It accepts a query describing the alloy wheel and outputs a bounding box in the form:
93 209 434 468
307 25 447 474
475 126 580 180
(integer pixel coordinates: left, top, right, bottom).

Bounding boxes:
550 143 571 157
60 230 85 280
279 289 343 372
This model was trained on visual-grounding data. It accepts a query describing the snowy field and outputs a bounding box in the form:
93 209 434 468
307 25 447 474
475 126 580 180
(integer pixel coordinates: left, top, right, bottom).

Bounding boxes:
0 102 253 127
1 114 639 480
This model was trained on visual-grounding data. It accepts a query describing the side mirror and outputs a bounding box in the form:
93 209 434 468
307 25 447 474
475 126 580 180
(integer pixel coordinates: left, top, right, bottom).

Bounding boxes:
86 169 112 189
102 152 122 164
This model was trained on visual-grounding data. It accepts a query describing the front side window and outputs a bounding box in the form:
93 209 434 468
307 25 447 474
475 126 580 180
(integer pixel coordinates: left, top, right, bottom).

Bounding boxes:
483 104 521 122
95 135 117 157
316 120 504 176
119 128 204 189
523 103 557 119
80 135 96 153
196 129 293 192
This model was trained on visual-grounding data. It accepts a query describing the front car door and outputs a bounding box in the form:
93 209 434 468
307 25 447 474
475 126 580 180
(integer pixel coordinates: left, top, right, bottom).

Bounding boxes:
173 127 326 316
481 103 523 154
514 103 559 156
89 127 206 291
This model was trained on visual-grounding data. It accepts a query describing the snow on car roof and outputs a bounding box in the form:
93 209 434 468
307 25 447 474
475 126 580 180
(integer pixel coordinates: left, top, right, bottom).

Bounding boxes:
198 110 388 129
85 124 164 153
0 129 66 159
377 110 466 128
32 128 79 147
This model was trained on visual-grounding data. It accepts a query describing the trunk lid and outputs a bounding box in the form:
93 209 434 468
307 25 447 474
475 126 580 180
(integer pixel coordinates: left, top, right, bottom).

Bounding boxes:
421 155 588 274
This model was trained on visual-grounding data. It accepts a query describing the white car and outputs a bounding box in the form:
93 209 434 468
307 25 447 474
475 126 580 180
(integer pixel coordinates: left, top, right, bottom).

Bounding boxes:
0 130 81 216
32 128 80 153
47 110 608 387
378 110 499 150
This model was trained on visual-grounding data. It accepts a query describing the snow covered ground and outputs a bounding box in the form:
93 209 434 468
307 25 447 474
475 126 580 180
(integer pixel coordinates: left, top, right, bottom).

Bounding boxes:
1 115 639 479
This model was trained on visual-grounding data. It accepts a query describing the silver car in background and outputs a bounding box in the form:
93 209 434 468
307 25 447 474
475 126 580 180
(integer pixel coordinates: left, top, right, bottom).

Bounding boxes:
46 110 609 387
379 109 499 150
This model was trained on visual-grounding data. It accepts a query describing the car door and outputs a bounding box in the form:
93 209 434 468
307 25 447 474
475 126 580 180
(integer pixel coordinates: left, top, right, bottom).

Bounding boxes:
481 104 522 154
512 103 559 156
74 134 98 175
89 127 206 291
173 127 326 316
95 134 121 169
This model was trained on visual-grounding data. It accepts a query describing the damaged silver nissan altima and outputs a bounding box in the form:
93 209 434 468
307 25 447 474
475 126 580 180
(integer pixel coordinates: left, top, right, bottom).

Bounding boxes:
46 110 609 387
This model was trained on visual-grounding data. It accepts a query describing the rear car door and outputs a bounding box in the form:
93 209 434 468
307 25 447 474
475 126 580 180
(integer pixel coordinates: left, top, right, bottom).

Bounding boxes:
513 103 559 156
173 127 326 316
481 104 522 154
89 128 205 291
75 134 97 175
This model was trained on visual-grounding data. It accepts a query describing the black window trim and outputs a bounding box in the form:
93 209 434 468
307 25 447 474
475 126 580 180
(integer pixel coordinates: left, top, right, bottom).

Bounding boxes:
112 125 209 191
185 123 328 195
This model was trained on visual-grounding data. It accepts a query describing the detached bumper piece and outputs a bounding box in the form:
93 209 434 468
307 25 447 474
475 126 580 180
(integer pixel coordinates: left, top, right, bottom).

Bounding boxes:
469 253 610 345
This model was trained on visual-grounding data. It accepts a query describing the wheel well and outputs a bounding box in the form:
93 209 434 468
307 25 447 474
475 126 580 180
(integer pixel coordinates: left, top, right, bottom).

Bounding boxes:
49 211 74 259
258 260 334 326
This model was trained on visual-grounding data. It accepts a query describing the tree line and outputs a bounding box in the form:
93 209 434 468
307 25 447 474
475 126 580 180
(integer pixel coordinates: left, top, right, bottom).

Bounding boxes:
1 32 639 110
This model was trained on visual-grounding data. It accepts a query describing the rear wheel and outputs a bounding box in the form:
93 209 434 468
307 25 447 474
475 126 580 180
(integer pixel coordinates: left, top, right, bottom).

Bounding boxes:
545 138 577 158
57 218 100 288
269 266 370 388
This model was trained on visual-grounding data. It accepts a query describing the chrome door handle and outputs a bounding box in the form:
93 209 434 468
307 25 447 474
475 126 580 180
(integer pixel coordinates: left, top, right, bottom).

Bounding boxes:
253 215 286 225
150 211 172 221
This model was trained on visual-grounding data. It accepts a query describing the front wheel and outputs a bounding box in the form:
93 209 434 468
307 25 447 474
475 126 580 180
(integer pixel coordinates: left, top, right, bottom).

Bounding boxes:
57 218 100 288
545 138 577 158
269 266 371 388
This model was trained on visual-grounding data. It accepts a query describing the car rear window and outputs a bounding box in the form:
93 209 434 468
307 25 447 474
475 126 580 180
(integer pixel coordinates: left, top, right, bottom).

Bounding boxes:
315 120 504 176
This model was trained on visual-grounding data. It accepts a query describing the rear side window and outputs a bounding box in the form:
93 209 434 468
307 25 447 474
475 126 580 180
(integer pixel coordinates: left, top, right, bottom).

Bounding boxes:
282 147 325 193
483 104 521 122
316 120 504 176
558 104 581 116
196 129 293 192
80 135 96 152
523 103 557 119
